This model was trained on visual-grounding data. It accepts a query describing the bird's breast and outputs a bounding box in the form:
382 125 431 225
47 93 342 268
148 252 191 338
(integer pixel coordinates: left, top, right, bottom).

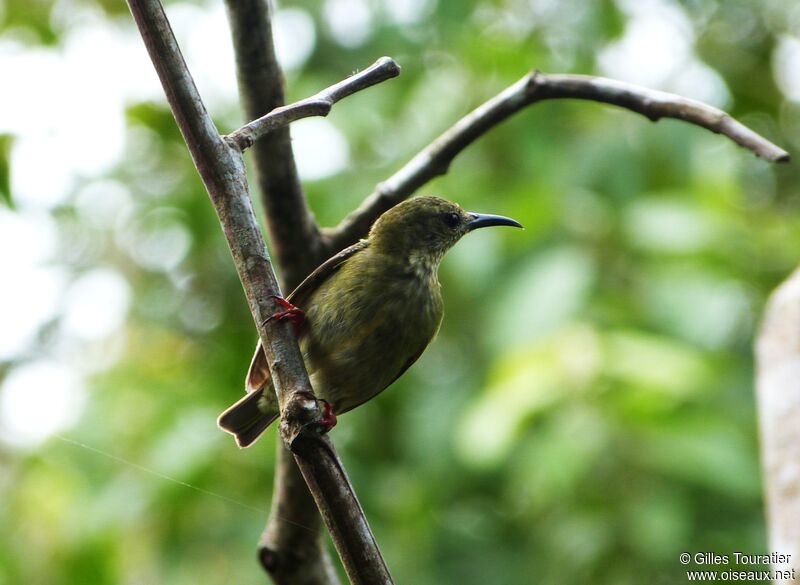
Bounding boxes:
300 257 443 413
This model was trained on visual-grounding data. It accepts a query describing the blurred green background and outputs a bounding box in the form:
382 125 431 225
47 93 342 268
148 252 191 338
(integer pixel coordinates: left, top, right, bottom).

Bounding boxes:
1 0 799 583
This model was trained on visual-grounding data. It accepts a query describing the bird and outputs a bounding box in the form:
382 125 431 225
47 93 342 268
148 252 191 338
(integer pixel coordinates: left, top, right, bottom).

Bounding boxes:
217 196 522 447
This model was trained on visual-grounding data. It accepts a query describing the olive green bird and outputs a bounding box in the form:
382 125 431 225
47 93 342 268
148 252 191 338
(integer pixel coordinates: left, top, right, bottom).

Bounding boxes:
218 196 522 447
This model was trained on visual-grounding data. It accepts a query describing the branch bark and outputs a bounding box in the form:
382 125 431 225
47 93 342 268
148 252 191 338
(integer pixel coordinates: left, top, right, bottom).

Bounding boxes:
224 0 322 286
226 57 400 152
327 70 790 251
126 2 394 584
260 444 341 585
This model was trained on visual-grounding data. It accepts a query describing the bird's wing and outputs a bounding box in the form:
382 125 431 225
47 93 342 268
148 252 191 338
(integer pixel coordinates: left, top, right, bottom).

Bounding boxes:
387 340 431 388
337 336 434 415
245 239 370 393
287 239 369 306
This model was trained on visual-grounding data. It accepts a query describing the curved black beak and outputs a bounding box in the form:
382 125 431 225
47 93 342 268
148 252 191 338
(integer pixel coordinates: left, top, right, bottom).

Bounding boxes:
466 212 523 231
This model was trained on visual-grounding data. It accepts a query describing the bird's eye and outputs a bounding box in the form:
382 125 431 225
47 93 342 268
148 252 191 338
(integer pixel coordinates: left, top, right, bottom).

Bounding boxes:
442 212 460 228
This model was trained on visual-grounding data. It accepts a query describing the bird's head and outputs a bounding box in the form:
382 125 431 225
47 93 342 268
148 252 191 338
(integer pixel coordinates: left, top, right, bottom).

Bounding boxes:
369 196 522 264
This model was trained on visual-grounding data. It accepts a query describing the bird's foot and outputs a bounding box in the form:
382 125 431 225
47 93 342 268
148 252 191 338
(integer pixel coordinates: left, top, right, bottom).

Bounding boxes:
317 399 338 432
264 295 305 336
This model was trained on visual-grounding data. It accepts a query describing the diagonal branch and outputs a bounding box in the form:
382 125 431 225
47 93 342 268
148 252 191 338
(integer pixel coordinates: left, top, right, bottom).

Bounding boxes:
226 57 400 152
126 1 394 584
259 443 340 585
327 70 790 251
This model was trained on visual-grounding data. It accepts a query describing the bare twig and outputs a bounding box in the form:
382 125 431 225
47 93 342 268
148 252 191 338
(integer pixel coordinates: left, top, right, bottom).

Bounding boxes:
328 70 790 251
226 57 400 152
540 74 789 160
126 1 394 584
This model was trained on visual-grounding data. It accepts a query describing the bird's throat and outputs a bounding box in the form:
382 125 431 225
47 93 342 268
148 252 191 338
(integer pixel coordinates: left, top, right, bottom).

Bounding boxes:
406 250 443 284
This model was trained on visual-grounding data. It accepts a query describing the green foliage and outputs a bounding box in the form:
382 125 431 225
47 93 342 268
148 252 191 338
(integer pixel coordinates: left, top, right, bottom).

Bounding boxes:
2 0 799 584
0 135 13 208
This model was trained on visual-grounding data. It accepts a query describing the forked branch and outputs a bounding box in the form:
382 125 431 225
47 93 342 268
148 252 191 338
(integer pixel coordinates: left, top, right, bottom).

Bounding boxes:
224 0 321 286
328 70 789 250
226 57 400 151
125 1 394 584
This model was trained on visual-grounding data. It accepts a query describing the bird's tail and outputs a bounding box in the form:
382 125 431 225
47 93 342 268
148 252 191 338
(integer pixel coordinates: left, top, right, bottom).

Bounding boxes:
217 388 278 448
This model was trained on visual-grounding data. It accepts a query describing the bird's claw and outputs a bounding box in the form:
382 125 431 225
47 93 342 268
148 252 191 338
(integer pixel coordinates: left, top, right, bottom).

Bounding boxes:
264 295 305 336
317 399 337 432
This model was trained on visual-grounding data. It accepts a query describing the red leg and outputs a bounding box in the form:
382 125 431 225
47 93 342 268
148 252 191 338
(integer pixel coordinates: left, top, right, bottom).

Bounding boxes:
264 295 305 336
318 399 338 432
